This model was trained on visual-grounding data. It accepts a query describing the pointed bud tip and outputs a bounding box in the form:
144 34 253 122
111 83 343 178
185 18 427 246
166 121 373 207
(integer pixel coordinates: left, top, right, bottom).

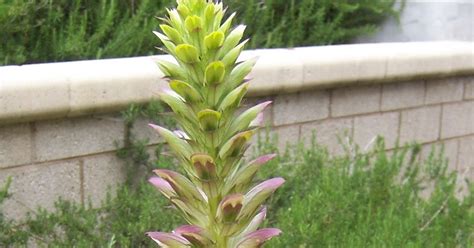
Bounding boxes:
261 177 285 190
254 154 277 164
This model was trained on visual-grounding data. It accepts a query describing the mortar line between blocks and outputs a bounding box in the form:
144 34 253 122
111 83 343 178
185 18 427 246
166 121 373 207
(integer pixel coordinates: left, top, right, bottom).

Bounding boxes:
79 159 85 206
438 103 444 141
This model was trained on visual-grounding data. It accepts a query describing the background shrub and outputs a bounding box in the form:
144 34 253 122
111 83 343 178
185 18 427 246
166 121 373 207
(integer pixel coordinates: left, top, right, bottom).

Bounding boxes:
0 0 401 65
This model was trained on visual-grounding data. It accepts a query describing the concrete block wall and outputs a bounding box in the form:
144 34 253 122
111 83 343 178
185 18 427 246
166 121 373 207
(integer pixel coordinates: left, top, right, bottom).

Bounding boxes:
265 77 474 173
1 42 473 220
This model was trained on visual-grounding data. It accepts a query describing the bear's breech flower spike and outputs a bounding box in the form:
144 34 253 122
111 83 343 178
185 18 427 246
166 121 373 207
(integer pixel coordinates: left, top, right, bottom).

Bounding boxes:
148 0 284 247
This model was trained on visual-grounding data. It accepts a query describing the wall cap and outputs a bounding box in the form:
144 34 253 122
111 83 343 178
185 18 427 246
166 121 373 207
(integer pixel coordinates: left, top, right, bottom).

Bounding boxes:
0 41 473 124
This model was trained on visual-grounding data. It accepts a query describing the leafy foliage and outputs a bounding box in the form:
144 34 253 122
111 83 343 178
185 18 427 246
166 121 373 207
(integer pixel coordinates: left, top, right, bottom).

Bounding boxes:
1 132 472 247
0 0 402 65
260 138 474 247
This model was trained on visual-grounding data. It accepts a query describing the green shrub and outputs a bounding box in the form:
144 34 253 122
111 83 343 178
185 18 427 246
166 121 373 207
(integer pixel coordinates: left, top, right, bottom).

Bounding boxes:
2 133 472 246
0 0 402 65
261 138 473 247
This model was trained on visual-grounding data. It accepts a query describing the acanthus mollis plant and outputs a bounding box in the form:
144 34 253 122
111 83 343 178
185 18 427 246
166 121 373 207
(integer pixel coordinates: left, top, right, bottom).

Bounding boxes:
147 0 284 247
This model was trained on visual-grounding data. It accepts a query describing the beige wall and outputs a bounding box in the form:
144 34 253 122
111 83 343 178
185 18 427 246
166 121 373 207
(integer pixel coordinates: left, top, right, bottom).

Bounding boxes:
1 42 473 220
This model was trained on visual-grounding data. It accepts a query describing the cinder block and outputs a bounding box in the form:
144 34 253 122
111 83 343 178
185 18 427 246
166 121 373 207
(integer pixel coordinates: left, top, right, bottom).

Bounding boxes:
464 77 474 100
381 81 425 111
83 153 127 207
425 78 464 104
34 115 125 162
301 118 353 156
400 106 441 144
271 125 301 152
273 90 329 126
0 161 81 221
458 136 474 181
0 123 33 168
441 101 474 139
354 112 399 150
331 85 381 117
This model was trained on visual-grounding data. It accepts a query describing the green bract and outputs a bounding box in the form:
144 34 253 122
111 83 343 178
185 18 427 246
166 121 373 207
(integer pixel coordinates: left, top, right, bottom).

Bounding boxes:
147 1 283 247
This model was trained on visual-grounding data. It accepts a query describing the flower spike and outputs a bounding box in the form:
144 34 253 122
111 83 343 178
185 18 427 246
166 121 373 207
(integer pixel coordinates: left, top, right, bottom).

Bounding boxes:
148 0 284 246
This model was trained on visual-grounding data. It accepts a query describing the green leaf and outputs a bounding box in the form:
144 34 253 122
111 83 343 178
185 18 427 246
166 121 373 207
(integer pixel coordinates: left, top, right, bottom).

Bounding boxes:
220 25 246 55
228 101 271 135
149 124 193 160
157 60 186 80
218 82 249 111
160 24 182 44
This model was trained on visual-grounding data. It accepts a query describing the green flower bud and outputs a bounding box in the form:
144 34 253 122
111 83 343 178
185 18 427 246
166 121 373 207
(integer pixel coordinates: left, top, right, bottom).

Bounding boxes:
197 109 221 131
204 31 225 50
176 44 200 64
185 15 203 33
191 153 217 181
205 61 225 85
204 3 215 30
169 80 202 102
217 194 243 223
177 4 191 18
160 24 182 44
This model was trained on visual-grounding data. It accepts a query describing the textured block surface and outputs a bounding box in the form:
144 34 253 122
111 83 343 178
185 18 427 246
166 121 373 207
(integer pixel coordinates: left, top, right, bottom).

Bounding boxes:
301 118 353 155
465 77 474 100
381 81 425 111
425 78 464 104
0 123 33 168
0 161 81 220
331 85 381 117
34 115 125 162
441 101 474 139
272 125 301 151
83 153 127 207
354 112 399 149
400 106 441 144
273 90 329 126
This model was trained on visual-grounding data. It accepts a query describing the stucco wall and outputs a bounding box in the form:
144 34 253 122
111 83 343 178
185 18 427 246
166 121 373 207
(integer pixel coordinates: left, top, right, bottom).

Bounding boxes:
358 0 474 43
1 42 473 220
